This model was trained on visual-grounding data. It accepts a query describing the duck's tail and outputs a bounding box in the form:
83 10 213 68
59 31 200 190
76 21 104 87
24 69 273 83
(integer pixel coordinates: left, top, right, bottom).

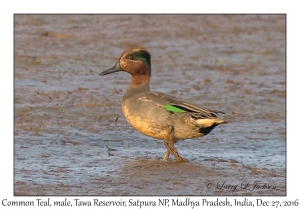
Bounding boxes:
194 118 227 135
196 118 227 127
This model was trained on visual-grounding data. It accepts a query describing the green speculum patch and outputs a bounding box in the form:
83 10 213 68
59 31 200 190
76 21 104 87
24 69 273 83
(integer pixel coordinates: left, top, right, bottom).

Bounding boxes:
164 104 186 113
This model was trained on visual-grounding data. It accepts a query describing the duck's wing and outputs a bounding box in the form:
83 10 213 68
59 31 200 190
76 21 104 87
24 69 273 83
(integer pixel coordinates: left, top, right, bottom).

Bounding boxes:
147 92 225 118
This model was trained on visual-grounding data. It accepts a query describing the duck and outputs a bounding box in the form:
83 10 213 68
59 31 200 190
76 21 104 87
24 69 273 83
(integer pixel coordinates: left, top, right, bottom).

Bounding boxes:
100 47 226 162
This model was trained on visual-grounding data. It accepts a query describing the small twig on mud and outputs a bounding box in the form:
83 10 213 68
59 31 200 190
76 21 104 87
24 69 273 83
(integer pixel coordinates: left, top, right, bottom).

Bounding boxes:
105 145 116 151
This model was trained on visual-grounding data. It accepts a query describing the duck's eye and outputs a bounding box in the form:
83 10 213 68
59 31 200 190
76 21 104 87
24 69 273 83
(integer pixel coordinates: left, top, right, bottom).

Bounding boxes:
128 56 135 60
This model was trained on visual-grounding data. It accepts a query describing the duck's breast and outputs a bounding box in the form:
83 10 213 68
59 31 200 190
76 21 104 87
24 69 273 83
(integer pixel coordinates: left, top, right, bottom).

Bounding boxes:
121 96 171 140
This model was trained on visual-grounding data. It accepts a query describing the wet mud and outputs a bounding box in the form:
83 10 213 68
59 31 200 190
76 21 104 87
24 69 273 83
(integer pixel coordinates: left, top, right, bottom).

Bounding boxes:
14 15 286 195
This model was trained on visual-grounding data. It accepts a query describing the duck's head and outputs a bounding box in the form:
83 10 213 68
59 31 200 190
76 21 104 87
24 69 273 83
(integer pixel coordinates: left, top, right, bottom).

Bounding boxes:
100 48 151 86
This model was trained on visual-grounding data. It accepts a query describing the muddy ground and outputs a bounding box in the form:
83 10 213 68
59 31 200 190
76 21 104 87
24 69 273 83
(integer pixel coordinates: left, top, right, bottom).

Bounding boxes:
14 15 285 195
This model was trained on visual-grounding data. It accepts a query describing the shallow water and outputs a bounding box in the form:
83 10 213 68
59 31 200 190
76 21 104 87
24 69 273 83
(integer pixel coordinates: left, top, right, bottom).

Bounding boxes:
14 15 286 195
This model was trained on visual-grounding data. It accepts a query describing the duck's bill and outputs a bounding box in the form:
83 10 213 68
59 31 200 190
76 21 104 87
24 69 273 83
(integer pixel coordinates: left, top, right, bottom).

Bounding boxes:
99 63 122 76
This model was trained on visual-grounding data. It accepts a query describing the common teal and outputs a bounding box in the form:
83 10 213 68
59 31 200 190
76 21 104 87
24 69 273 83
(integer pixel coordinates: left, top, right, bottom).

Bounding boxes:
100 48 226 162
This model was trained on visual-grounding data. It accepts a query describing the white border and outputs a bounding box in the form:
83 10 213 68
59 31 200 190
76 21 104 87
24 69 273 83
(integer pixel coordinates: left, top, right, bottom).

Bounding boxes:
2 0 298 209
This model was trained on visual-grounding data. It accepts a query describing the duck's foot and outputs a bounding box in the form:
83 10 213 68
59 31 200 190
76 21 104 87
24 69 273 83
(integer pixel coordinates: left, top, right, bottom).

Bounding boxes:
163 151 170 160
176 155 189 163
163 150 188 162
164 143 189 162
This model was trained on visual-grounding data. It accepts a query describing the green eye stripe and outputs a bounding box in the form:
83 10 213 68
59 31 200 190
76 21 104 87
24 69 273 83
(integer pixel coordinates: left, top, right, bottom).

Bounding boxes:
127 51 151 69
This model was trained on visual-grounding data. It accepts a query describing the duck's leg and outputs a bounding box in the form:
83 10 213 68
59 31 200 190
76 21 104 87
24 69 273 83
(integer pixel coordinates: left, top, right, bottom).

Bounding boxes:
163 126 188 163
164 141 188 163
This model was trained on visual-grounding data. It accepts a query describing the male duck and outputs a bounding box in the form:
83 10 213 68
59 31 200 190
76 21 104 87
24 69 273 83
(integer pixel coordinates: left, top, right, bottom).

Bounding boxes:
100 47 226 162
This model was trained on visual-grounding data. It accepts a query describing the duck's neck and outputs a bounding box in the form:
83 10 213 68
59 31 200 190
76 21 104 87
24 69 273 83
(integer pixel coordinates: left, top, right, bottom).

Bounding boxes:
123 80 150 101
